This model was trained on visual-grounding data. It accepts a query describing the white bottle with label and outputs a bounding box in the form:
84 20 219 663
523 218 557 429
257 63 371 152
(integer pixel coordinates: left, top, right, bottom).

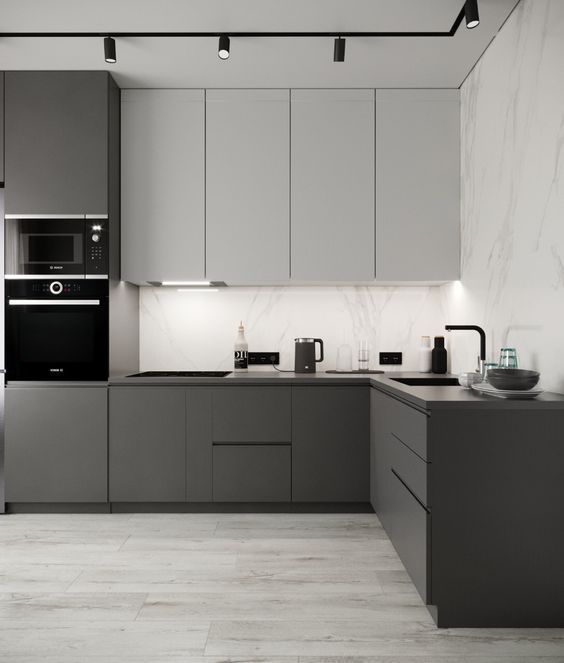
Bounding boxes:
234 321 249 372
418 336 432 373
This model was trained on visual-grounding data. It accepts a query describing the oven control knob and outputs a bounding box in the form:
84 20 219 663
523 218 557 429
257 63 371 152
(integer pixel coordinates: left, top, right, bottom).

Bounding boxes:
50 281 63 295
91 233 100 243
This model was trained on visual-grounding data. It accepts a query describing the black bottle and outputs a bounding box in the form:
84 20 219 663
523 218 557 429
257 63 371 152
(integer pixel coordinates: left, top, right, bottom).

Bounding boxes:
431 336 447 374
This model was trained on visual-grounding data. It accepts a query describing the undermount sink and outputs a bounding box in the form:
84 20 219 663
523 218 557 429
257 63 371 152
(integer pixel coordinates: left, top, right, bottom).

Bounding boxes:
390 377 460 387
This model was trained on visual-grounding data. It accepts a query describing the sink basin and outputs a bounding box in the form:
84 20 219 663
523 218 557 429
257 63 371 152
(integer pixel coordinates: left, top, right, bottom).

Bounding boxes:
390 377 460 387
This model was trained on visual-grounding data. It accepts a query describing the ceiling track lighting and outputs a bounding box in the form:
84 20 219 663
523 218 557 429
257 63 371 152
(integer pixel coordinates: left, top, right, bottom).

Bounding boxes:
104 35 116 63
333 37 345 62
464 0 480 29
3 2 478 66
218 34 230 60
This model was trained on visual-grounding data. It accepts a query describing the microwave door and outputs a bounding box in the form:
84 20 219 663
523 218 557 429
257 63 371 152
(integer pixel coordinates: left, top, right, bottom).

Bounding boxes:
5 218 86 277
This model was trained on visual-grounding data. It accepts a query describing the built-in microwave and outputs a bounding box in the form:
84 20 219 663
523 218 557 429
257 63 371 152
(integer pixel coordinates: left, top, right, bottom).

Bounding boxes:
5 215 108 278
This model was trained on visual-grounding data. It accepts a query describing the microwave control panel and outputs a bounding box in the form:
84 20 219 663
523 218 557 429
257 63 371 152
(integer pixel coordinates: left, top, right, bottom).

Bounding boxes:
87 220 109 276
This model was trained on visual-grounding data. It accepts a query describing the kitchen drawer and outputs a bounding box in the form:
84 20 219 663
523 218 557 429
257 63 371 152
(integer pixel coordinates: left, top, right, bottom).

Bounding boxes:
213 445 291 502
388 468 430 603
389 432 429 507
212 387 291 443
387 396 428 460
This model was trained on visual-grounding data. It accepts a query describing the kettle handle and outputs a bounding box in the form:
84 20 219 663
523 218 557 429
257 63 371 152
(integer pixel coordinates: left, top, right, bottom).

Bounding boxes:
314 338 324 363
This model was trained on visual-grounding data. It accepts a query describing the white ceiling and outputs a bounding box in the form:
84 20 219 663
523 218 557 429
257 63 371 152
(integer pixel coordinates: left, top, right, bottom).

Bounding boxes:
0 0 520 88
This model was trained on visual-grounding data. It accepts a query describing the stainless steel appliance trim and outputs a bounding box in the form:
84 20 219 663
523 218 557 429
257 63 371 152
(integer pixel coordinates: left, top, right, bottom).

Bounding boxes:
85 275 109 280
9 299 100 306
85 214 109 220
5 214 85 220
5 275 86 280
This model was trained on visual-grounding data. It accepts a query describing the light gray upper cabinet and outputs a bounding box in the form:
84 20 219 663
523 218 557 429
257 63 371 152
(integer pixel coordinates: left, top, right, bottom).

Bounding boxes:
290 89 375 281
5 71 109 216
375 90 460 281
206 90 290 282
121 89 205 284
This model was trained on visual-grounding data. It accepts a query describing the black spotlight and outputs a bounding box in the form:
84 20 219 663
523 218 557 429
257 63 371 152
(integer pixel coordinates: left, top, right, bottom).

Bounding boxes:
464 0 480 29
104 36 116 63
218 34 230 60
333 37 346 62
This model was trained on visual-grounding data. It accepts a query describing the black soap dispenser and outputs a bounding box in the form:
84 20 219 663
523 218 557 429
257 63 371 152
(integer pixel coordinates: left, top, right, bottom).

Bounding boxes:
431 336 447 374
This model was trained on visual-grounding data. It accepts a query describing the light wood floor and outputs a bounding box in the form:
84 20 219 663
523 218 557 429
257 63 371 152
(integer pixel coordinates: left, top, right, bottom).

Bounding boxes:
0 512 563 662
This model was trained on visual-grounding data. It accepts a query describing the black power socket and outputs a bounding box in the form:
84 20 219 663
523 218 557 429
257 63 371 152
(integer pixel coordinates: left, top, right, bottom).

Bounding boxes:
379 352 402 365
248 352 280 366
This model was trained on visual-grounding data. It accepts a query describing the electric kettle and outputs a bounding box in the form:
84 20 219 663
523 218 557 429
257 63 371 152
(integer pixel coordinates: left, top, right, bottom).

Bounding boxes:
294 338 324 373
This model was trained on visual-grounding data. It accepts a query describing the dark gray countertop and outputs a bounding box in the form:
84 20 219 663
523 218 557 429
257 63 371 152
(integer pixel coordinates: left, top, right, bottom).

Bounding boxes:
108 371 564 410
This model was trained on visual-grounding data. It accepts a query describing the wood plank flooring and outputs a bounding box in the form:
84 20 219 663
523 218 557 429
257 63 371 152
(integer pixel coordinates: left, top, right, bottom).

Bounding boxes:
0 513 563 661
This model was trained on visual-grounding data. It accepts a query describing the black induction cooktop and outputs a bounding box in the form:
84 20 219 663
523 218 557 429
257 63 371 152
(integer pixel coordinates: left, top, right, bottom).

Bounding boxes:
127 371 232 378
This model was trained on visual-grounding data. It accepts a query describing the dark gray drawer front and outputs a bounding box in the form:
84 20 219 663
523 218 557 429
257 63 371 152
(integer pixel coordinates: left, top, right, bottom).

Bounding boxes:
213 445 291 502
389 433 429 507
388 469 430 603
212 387 291 443
387 396 428 460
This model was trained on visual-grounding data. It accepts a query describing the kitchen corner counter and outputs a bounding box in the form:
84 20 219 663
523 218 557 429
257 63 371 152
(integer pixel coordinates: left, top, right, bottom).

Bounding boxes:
369 374 564 410
108 371 564 410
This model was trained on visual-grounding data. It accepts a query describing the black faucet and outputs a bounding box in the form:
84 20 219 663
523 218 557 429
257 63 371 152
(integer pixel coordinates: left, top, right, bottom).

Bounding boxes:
445 325 487 375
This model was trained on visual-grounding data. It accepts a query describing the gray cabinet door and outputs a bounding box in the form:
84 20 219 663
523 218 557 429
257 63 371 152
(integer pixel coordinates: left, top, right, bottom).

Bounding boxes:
291 90 375 281
0 72 4 183
206 90 290 282
213 445 291 502
292 386 369 502
5 72 108 215
4 387 108 502
121 89 205 284
375 90 460 281
212 387 291 443
109 387 186 502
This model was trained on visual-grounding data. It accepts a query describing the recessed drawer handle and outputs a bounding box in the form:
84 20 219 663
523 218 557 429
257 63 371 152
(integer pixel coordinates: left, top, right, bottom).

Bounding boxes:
391 431 427 462
391 468 430 513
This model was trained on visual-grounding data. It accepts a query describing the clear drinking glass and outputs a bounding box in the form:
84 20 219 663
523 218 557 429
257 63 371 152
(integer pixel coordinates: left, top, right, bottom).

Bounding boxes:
498 348 518 369
336 344 353 372
483 362 498 383
358 340 369 372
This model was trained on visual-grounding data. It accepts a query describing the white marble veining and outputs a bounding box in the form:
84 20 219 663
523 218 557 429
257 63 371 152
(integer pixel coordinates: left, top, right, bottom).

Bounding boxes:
442 0 564 392
140 286 444 373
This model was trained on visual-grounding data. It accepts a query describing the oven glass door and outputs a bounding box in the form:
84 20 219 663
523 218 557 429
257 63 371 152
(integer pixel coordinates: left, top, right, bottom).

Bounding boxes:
5 218 86 276
6 299 108 381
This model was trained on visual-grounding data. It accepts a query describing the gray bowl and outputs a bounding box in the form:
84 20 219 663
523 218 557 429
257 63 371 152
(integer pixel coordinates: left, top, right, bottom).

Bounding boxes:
487 368 540 391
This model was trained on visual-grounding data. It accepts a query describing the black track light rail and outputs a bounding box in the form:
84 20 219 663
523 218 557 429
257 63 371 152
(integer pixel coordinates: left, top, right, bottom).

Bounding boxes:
0 6 467 40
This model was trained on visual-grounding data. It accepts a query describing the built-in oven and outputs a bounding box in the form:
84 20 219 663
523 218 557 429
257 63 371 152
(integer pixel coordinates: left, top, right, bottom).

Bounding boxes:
5 215 108 278
5 279 109 381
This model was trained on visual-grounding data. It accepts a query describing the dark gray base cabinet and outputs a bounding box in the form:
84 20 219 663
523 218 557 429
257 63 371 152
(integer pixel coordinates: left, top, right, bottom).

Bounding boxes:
292 386 369 502
370 387 430 602
5 387 107 502
371 385 564 627
109 387 186 502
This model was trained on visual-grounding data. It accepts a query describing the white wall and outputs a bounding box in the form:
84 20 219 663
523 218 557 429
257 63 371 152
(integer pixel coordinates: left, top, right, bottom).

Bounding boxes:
442 0 564 392
140 286 444 372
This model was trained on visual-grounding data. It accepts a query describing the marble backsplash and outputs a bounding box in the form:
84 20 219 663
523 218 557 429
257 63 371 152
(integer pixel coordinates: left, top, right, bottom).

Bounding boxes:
139 286 445 373
441 0 564 393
